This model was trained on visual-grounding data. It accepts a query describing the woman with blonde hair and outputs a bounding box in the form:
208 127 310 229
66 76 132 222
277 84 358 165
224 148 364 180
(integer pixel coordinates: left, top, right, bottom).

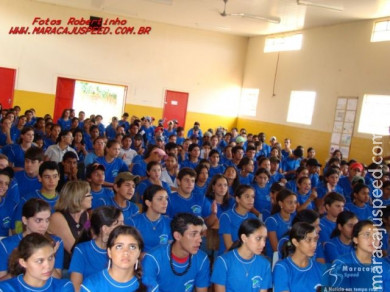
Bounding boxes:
48 180 92 269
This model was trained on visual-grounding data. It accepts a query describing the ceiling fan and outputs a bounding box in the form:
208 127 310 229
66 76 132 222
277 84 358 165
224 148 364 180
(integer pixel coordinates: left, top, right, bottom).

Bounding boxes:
296 0 344 11
219 0 281 24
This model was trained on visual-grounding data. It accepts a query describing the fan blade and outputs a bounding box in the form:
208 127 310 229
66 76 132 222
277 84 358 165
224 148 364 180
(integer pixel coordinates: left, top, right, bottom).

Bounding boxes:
229 13 281 24
297 0 343 11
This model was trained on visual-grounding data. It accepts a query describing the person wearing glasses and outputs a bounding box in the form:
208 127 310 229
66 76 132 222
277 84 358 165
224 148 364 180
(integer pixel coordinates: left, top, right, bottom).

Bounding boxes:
48 181 92 269
273 222 327 292
329 220 390 291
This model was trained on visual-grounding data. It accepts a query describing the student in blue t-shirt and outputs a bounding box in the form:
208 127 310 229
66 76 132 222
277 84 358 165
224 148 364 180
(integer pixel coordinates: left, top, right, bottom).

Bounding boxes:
98 172 140 225
180 143 201 169
95 140 129 187
0 198 64 279
135 161 172 203
251 167 271 220
277 209 325 264
0 233 74 292
285 166 309 194
323 210 358 263
315 167 344 214
319 192 346 243
237 157 254 185
85 163 114 209
211 218 272 292
265 189 297 258
208 149 224 176
273 222 327 292
193 164 210 197
142 213 210 292
69 206 124 291
130 184 172 252
81 225 145 292
0 167 18 237
344 183 373 220
329 220 390 291
131 145 165 180
57 109 71 130
296 176 317 211
166 167 211 219
14 147 43 200
218 185 257 255
14 161 60 234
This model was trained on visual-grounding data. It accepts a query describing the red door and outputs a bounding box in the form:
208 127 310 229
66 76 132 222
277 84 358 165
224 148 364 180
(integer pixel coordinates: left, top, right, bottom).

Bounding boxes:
0 67 16 109
53 77 75 122
162 90 189 129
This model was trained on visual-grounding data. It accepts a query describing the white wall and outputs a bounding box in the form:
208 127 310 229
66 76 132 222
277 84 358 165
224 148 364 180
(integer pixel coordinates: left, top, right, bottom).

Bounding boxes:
0 0 248 116
242 20 390 138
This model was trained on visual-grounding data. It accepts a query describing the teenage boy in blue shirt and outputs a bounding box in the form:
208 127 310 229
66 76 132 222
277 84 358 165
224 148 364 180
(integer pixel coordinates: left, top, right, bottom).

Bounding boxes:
142 213 210 292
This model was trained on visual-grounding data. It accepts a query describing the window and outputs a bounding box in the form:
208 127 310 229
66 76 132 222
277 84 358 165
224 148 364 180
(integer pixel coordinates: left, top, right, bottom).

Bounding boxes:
73 80 127 126
358 94 390 135
371 20 390 42
264 34 303 53
287 91 316 125
239 88 259 116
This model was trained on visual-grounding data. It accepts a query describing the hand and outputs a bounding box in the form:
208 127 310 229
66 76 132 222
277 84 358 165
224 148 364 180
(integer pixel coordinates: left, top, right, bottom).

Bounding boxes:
310 189 318 201
211 200 218 215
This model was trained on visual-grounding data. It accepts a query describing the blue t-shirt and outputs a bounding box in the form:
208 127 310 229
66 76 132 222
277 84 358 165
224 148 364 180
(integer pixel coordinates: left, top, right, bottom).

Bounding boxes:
323 236 353 263
319 216 336 243
316 182 344 199
57 118 71 130
252 183 271 220
166 192 211 218
180 159 200 169
209 165 225 178
265 212 294 258
91 187 114 209
81 269 140 292
192 182 209 198
131 159 147 177
297 192 315 210
273 256 327 292
211 249 272 291
238 173 254 185
142 244 210 292
14 171 42 199
135 180 172 201
269 172 285 184
0 274 73 292
69 240 108 279
129 213 172 252
218 208 257 255
0 233 64 271
345 202 373 220
97 196 139 225
2 144 28 168
95 157 129 183
338 176 353 203
206 196 235 218
329 250 390 291
0 188 20 236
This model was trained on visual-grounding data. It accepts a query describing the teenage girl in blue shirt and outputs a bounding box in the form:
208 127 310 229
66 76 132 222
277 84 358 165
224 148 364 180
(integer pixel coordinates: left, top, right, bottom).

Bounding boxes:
0 198 64 279
81 225 146 292
273 222 327 292
57 109 71 130
330 220 390 291
251 167 271 220
323 210 358 263
193 164 210 197
218 185 257 255
0 233 73 292
237 157 254 185
130 185 172 252
285 166 309 194
265 189 297 258
135 161 172 202
345 183 373 220
69 206 124 291
211 218 272 292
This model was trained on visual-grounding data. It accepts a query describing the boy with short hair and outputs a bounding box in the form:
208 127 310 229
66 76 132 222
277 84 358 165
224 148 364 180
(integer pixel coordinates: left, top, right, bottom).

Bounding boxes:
14 161 60 233
319 192 346 243
14 147 43 198
85 163 114 209
166 168 211 218
142 213 210 292
180 143 200 169
97 172 140 225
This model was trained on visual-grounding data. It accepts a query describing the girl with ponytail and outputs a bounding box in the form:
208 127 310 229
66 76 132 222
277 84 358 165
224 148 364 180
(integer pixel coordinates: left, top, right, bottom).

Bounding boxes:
211 218 271 291
273 222 326 292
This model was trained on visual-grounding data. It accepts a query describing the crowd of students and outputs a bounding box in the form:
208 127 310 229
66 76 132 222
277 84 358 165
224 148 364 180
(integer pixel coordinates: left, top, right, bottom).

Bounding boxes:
0 106 389 291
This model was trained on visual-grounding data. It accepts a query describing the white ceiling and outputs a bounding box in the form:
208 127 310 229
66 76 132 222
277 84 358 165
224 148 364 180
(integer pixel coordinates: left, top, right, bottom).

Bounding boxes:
34 0 390 36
